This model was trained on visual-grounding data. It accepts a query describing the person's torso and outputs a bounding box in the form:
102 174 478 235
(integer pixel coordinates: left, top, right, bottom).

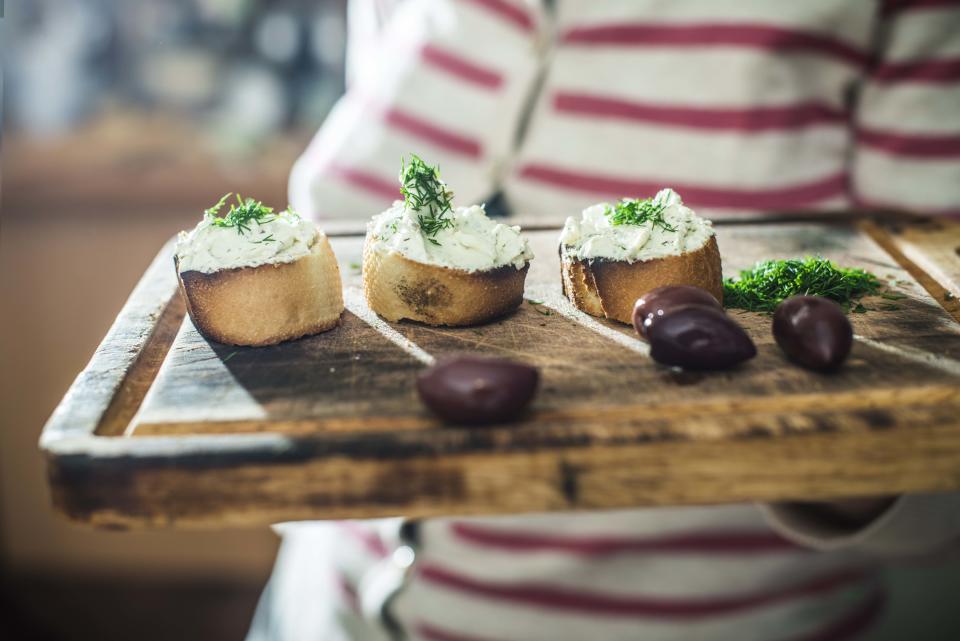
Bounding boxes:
321 505 884 641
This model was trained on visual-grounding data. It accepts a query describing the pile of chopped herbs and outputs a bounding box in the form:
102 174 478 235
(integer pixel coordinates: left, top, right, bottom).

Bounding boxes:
399 154 455 243
723 257 883 313
605 197 676 232
205 193 282 236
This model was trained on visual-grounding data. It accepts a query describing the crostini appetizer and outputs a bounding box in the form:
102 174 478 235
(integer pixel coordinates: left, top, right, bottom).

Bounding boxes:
363 155 533 326
560 188 722 324
175 194 344 346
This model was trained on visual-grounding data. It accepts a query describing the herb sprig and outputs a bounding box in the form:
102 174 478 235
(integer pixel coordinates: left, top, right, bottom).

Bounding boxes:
399 155 455 243
723 257 883 313
206 193 283 236
605 197 677 232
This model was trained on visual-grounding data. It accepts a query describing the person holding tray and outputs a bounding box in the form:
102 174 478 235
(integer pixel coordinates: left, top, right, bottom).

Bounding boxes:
248 1 960 640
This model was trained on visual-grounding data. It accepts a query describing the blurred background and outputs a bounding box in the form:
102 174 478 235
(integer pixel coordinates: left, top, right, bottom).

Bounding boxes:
4 2 960 640
2 1 348 639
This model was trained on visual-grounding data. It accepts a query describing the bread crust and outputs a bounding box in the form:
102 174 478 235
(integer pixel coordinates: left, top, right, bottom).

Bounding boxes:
561 235 723 324
176 234 344 346
363 241 528 326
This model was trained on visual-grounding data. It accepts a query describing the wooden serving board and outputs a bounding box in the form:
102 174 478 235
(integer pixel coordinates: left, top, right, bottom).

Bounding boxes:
40 217 960 528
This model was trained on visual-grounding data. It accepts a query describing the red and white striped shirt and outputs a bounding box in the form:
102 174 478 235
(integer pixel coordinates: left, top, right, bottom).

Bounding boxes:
261 2 960 640
251 494 960 641
289 0 960 219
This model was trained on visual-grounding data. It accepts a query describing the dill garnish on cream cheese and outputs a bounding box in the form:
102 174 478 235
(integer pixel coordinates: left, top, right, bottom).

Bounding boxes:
560 188 715 263
367 155 533 272
176 194 319 274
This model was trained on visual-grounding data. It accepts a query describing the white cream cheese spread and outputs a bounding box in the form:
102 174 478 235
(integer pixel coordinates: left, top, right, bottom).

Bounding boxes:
368 201 533 272
559 188 714 263
176 206 319 274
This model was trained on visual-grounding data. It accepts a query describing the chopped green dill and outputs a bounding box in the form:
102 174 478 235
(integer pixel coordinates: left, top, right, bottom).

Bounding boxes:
252 234 275 244
723 257 883 313
852 303 868 314
222 351 239 363
526 299 545 305
605 197 676 232
205 193 232 217
880 292 906 301
399 154 455 240
206 193 282 235
348 261 361 274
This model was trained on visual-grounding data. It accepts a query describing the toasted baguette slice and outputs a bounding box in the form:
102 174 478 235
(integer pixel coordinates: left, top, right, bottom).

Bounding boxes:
176 234 344 346
363 241 528 326
561 236 723 324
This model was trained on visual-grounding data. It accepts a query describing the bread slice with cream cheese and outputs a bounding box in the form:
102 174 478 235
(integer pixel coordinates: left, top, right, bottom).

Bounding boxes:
362 155 532 326
559 189 722 324
363 242 528 326
175 195 344 346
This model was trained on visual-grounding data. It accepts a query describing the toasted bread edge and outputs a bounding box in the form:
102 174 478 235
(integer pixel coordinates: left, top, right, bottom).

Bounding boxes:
177 235 344 346
560 235 723 324
362 241 528 327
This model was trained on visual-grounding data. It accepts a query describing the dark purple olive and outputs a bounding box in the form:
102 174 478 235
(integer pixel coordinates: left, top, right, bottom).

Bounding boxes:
417 356 539 425
773 296 852 371
647 304 757 370
633 285 722 338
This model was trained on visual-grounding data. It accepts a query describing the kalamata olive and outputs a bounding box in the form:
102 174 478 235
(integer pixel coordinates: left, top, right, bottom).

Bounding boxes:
647 304 757 370
633 285 722 338
416 356 539 425
773 296 852 371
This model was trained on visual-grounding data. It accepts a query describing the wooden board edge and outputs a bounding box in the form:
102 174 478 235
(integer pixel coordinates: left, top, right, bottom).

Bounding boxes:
46 394 960 528
101 296 185 436
882 219 960 302
47 417 960 529
861 220 960 324
39 239 182 448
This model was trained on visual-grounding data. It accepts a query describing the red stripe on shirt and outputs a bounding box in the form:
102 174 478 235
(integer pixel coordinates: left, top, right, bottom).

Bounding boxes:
328 164 399 201
873 58 960 83
384 107 484 158
858 127 960 157
417 563 870 618
421 44 504 90
340 521 391 557
560 23 869 68
460 0 535 33
336 572 361 613
451 522 802 556
554 92 847 131
516 164 848 209
414 589 885 641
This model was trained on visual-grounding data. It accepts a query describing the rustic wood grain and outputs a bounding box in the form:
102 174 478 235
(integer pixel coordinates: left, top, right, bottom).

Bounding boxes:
39 239 181 445
49 411 960 529
40 221 960 528
133 224 960 434
864 218 960 323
